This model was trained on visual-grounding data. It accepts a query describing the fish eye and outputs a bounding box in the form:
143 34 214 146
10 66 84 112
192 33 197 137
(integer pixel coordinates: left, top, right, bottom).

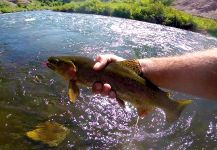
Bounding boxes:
54 58 59 64
50 58 60 65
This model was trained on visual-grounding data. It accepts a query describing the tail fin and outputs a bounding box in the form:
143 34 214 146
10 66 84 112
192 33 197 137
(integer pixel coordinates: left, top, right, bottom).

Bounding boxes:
165 100 192 123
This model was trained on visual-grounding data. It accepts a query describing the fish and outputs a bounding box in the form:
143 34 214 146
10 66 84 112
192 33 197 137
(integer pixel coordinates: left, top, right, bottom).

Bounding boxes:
47 56 192 122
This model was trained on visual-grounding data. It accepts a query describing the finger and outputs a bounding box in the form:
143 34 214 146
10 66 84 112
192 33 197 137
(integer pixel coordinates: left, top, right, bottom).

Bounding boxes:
109 54 125 62
93 55 108 71
108 90 116 98
101 83 112 96
92 81 103 94
108 90 125 108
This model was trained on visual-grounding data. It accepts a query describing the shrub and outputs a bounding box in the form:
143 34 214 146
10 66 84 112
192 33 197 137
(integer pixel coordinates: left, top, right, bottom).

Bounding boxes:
112 5 132 18
132 7 144 20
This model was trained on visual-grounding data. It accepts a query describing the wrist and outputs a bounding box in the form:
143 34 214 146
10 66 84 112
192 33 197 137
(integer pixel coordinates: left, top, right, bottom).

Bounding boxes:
138 57 165 87
138 58 154 77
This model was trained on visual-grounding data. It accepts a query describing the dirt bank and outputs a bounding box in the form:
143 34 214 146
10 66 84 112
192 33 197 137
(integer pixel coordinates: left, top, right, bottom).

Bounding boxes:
172 0 217 20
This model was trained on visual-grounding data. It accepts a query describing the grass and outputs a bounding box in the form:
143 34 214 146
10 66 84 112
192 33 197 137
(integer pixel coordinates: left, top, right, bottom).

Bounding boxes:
0 0 217 37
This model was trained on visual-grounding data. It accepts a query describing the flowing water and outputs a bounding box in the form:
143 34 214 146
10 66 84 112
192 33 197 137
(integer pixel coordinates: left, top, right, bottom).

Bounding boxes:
0 11 217 149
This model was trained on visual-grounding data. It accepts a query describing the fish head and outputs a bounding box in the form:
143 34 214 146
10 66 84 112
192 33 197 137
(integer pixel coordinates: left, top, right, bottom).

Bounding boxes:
47 56 77 80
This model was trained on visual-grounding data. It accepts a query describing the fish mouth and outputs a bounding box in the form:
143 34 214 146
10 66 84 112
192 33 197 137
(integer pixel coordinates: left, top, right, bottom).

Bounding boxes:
46 62 56 70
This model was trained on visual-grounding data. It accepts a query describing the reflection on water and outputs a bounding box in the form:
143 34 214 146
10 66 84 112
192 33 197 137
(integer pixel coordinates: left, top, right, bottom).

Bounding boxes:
0 11 217 149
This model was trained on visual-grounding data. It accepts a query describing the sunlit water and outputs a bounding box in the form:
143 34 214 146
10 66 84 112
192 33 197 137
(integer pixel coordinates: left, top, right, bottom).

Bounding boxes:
0 11 217 149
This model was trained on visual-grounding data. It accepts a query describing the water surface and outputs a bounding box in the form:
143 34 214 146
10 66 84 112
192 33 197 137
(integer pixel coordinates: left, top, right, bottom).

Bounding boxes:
0 11 217 149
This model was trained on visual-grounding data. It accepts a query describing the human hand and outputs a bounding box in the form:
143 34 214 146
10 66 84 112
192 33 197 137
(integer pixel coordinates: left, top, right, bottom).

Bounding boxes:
92 54 125 98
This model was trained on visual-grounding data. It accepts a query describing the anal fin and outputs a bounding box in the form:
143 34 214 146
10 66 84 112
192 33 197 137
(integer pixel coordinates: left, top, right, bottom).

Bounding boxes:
137 106 153 118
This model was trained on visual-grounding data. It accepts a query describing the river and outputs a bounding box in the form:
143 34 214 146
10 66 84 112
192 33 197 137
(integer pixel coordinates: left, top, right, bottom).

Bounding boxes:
0 11 217 149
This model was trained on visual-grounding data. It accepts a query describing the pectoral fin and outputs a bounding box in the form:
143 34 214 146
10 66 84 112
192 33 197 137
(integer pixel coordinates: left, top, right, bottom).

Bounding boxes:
68 80 79 103
65 63 77 80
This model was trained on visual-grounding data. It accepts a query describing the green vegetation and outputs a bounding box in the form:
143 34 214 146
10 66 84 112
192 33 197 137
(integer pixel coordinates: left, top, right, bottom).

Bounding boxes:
0 0 217 37
193 16 217 36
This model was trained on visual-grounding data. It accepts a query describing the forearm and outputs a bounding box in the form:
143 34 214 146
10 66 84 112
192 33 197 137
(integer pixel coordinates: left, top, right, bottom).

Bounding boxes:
139 48 217 100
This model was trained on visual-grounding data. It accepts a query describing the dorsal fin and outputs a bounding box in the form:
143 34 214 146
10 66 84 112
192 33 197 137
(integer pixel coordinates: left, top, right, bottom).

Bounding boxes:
117 59 142 76
117 59 161 92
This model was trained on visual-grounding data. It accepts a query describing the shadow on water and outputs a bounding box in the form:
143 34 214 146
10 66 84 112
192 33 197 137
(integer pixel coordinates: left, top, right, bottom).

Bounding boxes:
0 11 217 149
208 29 217 38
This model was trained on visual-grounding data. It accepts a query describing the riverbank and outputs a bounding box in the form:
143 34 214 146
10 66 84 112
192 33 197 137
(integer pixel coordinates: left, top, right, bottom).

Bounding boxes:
0 0 217 37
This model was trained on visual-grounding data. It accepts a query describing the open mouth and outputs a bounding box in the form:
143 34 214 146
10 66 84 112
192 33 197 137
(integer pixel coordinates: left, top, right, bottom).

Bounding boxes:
46 62 56 70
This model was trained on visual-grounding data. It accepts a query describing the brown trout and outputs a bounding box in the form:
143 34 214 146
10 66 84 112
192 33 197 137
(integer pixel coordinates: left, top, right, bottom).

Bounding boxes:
47 56 192 122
